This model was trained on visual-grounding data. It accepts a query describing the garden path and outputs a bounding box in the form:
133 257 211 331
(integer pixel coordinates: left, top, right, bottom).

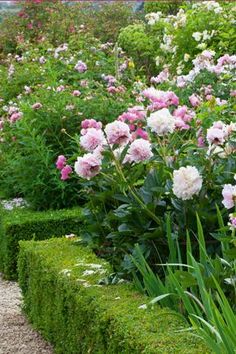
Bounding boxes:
0 274 53 354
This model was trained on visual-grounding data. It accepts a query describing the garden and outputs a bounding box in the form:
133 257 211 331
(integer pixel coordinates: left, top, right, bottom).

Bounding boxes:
0 0 235 353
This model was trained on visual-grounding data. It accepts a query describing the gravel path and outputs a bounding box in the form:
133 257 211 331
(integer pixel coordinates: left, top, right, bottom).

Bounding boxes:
0 274 53 354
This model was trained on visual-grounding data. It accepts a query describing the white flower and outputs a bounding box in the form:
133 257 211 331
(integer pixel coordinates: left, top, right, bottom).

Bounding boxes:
173 166 203 200
184 53 190 62
147 108 175 136
197 43 207 50
192 32 202 42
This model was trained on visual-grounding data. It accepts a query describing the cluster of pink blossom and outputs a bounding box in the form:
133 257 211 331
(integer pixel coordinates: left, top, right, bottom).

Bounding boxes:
107 86 126 94
56 155 72 180
142 88 179 110
150 68 169 84
74 60 87 73
173 105 195 130
101 74 117 86
207 121 236 146
176 52 236 88
9 111 23 124
72 90 81 97
118 106 148 140
31 102 42 110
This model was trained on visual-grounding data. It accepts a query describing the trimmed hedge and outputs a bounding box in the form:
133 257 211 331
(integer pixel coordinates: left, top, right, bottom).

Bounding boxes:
0 207 82 279
18 238 208 354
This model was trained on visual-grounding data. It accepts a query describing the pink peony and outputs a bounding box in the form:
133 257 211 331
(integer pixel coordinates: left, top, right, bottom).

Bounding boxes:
126 139 153 163
206 127 225 145
222 184 236 209
9 112 22 123
56 155 66 170
61 165 72 180
104 121 130 145
74 153 101 179
80 128 105 152
81 119 102 135
74 60 87 73
31 102 42 110
189 94 201 107
72 90 81 96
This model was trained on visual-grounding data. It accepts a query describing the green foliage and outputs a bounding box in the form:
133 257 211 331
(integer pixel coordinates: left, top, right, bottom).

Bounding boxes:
131 213 236 352
144 1 185 15
18 237 207 353
0 207 83 279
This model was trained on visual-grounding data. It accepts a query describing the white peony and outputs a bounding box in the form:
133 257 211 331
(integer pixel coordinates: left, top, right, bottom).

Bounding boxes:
173 166 203 200
147 108 175 136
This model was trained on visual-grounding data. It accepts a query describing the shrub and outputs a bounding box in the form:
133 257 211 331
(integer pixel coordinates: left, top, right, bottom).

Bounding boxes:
18 237 208 353
0 207 82 279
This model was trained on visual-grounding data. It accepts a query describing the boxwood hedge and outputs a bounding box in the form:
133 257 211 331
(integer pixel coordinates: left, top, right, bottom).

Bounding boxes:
0 207 82 279
18 238 208 354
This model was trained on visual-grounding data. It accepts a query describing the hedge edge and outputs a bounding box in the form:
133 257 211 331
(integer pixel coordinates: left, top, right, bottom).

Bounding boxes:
18 237 208 354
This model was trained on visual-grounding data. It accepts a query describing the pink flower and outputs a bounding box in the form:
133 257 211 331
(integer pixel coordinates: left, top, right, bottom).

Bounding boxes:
229 214 236 230
133 128 149 140
230 90 236 97
189 94 201 107
75 60 87 73
74 153 101 179
61 165 72 180
105 121 130 145
9 112 22 123
81 119 102 135
197 136 205 147
80 128 105 152
31 102 42 110
222 184 236 209
150 68 169 84
56 155 66 170
126 139 153 163
206 127 225 145
72 90 81 96
56 85 65 92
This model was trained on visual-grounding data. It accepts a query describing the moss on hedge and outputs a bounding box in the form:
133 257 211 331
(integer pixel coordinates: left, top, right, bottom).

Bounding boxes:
18 238 208 354
0 207 82 279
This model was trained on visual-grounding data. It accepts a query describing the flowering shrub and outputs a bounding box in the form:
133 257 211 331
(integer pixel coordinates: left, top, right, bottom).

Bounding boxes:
119 1 236 76
56 52 236 268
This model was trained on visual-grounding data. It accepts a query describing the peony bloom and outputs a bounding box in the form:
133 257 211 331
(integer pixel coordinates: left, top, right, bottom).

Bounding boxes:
126 139 153 163
74 60 87 73
81 119 102 135
74 153 101 179
189 94 201 107
31 102 42 110
61 165 72 180
9 112 22 123
173 166 203 200
56 155 66 170
147 108 175 136
222 184 236 209
72 90 81 96
206 127 225 145
104 121 130 145
80 128 105 152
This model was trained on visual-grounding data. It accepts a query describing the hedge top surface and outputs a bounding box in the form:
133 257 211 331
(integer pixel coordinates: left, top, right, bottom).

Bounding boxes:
19 237 208 353
0 207 82 226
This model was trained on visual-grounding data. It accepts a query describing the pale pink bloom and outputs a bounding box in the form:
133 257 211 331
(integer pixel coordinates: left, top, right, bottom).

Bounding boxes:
215 98 227 106
173 166 203 200
212 121 226 130
9 112 22 123
72 90 81 96
206 127 225 145
147 108 175 135
31 102 42 110
104 121 130 145
61 165 72 180
206 95 213 101
150 68 169 84
74 60 87 73
56 155 66 170
230 90 236 97
81 119 102 135
80 128 105 152
174 117 190 130
80 80 88 87
222 184 236 209
56 85 65 92
189 94 201 107
74 153 101 179
126 139 153 163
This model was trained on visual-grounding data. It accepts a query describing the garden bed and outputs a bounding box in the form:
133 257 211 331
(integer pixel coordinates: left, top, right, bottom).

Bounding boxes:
18 237 208 354
0 207 82 279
